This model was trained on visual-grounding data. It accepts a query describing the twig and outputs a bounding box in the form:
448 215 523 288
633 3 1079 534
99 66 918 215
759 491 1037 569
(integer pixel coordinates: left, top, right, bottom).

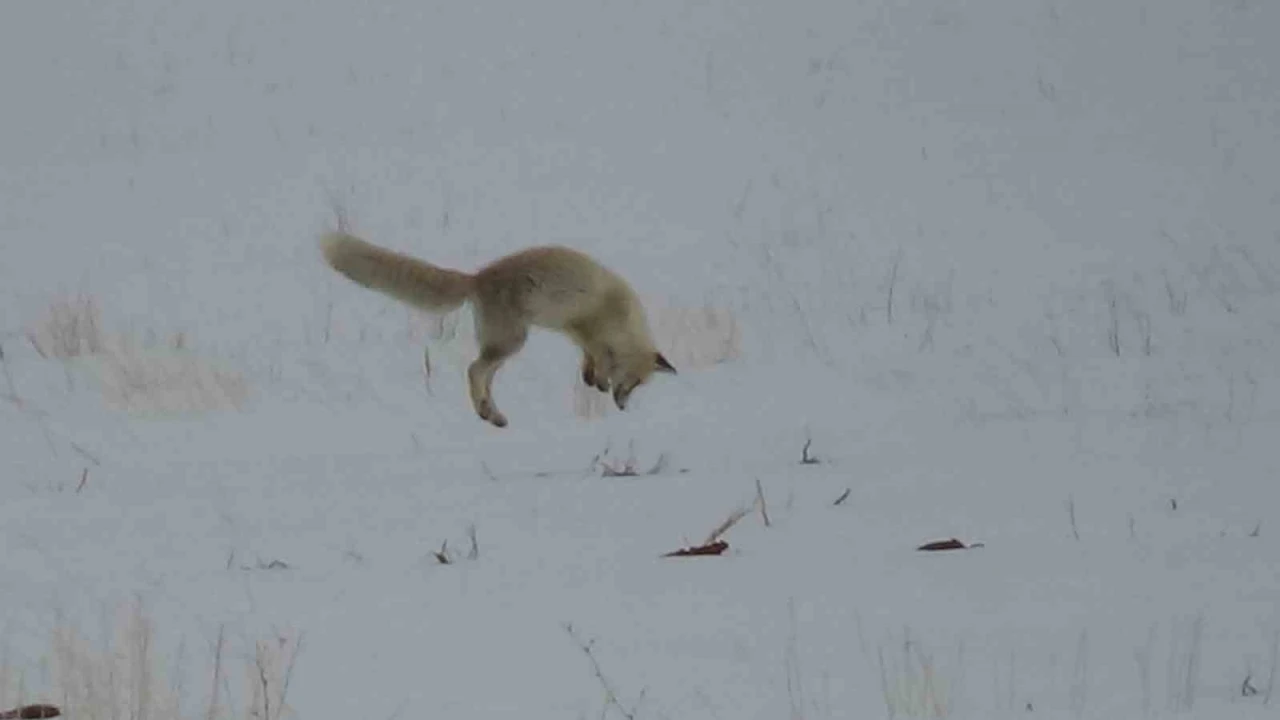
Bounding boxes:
917 538 985 552
25 332 49 359
646 453 669 476
563 623 641 720
886 248 902 324
68 442 101 466
1104 280 1121 357
466 524 479 561
0 705 61 719
1067 495 1080 541
204 625 225 720
0 344 59 456
832 488 851 506
1265 629 1278 705
277 631 304 719
662 503 748 559
422 346 432 394
0 342 19 402
800 437 820 465
74 468 88 494
704 506 750 546
755 478 771 528
785 598 804 720
662 541 728 558
256 646 272 720
433 541 451 565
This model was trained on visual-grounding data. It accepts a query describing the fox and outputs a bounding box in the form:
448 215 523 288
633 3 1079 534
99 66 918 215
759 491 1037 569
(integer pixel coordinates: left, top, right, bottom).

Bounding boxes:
318 230 676 428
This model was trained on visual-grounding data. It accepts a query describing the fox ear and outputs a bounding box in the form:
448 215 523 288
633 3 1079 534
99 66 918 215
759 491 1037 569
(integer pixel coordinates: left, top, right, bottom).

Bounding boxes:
654 352 676 374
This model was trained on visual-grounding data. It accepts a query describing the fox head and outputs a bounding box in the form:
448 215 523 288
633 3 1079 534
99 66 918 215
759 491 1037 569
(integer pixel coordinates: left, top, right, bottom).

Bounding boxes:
612 351 676 411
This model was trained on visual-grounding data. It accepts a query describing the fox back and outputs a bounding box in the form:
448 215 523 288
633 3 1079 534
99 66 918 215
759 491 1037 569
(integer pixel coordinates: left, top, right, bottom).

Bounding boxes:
473 246 655 352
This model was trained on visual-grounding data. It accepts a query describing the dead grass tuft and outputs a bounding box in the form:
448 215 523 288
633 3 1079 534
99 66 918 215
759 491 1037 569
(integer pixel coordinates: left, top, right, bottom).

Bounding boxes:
96 339 249 415
26 294 105 360
24 295 249 415
5 600 303 720
877 630 954 719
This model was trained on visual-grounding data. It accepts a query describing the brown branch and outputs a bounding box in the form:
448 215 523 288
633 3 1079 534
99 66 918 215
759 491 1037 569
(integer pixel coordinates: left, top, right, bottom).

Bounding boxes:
754 478 771 528
0 705 61 719
662 540 728 558
916 538 985 552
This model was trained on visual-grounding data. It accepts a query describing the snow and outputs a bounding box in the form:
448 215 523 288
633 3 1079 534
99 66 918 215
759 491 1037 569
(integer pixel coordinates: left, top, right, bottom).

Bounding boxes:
2 0 1279 717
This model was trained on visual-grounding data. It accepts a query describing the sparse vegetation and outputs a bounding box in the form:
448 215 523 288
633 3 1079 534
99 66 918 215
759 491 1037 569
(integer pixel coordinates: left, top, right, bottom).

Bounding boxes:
23 295 248 415
25 294 105 361
800 436 820 465
96 338 249 415
0 599 304 720
3 1 1278 719
563 623 645 720
431 524 481 565
877 629 953 719
591 440 671 478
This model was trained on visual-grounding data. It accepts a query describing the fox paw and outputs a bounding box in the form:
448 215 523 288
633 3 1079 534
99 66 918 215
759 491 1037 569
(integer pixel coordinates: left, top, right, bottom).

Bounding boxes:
476 400 508 428
582 367 610 393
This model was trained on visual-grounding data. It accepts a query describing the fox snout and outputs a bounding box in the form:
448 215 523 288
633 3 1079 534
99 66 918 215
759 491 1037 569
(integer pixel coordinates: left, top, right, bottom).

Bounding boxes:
613 383 634 411
610 351 677 411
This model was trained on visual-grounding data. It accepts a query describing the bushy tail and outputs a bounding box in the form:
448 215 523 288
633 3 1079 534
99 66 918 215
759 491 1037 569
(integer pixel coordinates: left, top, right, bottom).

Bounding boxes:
319 231 474 312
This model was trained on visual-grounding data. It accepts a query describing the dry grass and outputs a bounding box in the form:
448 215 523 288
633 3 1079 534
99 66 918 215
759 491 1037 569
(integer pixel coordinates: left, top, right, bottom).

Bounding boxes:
24 294 249 415
25 294 105 360
877 631 953 719
95 338 249 415
703 504 751 547
49 601 183 720
241 631 304 720
4 600 303 720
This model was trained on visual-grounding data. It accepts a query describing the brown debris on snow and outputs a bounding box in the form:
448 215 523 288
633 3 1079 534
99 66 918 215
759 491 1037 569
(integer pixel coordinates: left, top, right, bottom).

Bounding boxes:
0 705 62 719
662 540 729 558
916 538 985 552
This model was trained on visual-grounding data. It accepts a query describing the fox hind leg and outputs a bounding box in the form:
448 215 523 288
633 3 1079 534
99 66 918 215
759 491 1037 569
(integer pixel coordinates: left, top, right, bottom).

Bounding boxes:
467 317 527 428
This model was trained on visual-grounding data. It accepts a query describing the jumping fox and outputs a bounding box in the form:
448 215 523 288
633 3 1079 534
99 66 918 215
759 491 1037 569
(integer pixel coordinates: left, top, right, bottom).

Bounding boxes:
319 231 676 428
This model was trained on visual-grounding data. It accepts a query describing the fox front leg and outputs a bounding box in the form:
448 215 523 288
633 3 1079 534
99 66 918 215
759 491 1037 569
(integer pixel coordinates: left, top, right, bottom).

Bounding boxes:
580 351 611 393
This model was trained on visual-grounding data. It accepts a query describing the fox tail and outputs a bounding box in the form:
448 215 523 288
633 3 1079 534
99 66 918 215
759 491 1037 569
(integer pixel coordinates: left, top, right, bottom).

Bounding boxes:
319 231 473 313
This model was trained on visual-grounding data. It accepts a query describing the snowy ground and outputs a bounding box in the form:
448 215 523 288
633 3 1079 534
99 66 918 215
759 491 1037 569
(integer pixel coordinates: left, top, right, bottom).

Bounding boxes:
2 0 1279 718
